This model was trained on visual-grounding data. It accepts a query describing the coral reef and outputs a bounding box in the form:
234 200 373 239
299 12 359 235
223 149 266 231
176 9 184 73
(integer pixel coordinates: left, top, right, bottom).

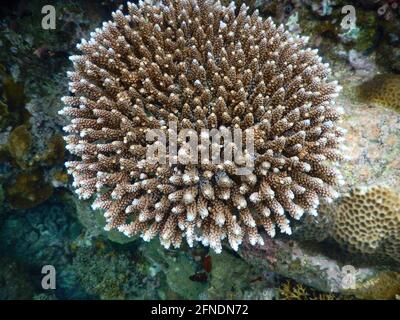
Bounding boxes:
296 186 400 265
240 82 400 297
71 243 157 299
61 0 344 254
291 84 400 264
0 257 35 300
0 0 400 301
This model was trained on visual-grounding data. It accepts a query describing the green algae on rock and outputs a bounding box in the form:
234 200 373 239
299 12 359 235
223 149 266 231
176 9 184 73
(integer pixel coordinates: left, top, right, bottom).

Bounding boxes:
207 250 259 299
71 244 154 299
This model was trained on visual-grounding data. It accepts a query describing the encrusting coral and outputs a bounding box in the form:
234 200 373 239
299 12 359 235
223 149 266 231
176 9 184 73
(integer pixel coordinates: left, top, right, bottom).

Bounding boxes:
7 125 32 169
60 0 345 253
352 271 400 300
357 74 400 113
329 185 400 263
5 169 53 209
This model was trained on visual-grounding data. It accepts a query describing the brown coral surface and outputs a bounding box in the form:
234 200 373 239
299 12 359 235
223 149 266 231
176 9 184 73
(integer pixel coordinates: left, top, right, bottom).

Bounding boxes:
61 0 344 253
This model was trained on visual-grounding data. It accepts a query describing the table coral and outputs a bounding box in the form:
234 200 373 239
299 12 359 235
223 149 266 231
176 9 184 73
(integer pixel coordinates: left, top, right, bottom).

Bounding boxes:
61 0 344 253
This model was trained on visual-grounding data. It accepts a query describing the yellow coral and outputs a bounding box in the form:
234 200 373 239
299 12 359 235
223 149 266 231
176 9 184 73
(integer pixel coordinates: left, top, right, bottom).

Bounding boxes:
1 75 30 125
7 125 32 169
5 169 53 209
330 186 400 262
279 281 337 300
357 74 400 112
34 134 66 166
354 271 400 300
279 281 309 300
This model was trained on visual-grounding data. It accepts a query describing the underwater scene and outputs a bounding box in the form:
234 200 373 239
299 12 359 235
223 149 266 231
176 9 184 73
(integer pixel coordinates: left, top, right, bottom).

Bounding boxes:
0 0 399 302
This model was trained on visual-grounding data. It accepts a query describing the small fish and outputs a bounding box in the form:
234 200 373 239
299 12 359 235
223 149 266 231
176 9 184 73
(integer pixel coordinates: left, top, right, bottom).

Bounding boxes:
189 272 208 283
203 255 212 273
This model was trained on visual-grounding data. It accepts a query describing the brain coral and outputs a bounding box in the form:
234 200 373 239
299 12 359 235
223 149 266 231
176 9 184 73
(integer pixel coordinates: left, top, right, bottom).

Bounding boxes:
357 74 400 113
330 186 400 263
60 0 344 253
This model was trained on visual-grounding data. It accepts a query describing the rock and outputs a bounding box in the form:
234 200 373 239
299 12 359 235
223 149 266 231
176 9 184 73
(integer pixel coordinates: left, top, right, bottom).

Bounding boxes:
71 244 156 299
142 240 208 299
239 235 376 294
207 250 260 299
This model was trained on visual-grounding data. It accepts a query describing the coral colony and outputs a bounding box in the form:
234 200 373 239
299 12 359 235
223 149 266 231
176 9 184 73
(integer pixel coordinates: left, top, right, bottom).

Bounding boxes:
330 186 400 262
60 0 345 253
